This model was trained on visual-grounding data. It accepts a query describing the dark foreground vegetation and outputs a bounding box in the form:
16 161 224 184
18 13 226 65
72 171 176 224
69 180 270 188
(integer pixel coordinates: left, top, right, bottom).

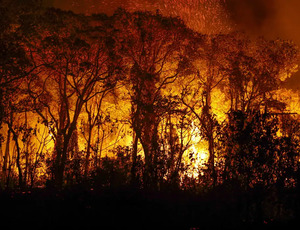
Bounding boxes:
1 1 300 229
2 185 300 230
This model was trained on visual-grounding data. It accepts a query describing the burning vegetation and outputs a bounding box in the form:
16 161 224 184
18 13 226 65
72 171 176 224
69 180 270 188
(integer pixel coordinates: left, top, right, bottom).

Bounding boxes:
0 1 300 229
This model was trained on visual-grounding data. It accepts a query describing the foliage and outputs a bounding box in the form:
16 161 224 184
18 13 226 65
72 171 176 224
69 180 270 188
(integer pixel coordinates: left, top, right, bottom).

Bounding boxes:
219 110 300 190
0 5 299 201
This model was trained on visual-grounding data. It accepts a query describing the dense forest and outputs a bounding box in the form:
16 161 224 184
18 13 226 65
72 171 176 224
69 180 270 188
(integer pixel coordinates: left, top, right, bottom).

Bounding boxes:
1 1 300 229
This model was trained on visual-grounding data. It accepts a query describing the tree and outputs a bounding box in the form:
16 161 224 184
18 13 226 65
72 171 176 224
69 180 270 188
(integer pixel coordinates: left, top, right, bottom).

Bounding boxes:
81 89 116 178
112 9 193 188
225 36 298 114
22 9 120 187
220 110 300 190
0 2 41 188
158 100 196 187
180 33 233 186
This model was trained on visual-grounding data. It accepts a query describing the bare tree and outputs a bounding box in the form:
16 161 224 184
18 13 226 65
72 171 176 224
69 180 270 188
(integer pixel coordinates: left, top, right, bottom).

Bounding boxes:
23 9 119 187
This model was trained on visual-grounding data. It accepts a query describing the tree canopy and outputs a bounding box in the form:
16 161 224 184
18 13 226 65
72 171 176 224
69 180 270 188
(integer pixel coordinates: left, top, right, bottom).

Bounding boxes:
0 6 299 196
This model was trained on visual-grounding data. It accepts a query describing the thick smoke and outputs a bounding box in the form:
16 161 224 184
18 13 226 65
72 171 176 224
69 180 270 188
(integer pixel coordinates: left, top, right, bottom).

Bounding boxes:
224 0 300 89
224 0 276 35
224 0 300 40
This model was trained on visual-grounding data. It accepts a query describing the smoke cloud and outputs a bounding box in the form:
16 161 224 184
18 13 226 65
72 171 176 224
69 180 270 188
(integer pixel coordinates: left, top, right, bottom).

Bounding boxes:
224 0 275 35
224 0 300 89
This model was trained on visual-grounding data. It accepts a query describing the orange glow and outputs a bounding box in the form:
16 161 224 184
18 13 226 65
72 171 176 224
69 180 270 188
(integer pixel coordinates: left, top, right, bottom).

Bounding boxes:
0 6 299 190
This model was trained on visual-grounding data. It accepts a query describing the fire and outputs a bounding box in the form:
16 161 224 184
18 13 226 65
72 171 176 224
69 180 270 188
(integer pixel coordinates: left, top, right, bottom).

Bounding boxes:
182 121 208 178
189 146 209 178
0 4 298 190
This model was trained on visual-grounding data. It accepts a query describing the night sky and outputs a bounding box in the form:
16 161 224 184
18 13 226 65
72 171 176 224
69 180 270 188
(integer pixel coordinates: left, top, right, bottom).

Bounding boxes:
49 0 300 89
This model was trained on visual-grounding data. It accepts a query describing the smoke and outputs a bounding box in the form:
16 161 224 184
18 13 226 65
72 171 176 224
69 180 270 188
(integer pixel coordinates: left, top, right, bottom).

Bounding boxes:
52 0 299 89
224 0 275 35
52 0 299 40
52 0 231 33
275 0 300 90
52 0 128 15
225 0 300 90
224 0 300 40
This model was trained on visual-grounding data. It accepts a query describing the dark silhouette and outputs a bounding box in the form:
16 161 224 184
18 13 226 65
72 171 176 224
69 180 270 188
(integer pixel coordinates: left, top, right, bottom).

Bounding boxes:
0 3 299 229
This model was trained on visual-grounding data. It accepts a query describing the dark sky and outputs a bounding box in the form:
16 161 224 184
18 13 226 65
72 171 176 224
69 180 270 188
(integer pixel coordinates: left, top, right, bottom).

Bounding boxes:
51 0 299 89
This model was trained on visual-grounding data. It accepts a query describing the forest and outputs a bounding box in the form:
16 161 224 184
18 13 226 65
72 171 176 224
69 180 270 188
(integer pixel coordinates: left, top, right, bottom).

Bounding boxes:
1 1 300 229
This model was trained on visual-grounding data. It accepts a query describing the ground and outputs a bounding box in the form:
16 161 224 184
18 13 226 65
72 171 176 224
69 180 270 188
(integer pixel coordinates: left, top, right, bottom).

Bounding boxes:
1 186 300 230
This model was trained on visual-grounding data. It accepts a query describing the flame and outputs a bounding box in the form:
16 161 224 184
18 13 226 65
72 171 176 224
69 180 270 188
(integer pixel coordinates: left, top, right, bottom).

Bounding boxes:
184 121 209 178
1 2 299 188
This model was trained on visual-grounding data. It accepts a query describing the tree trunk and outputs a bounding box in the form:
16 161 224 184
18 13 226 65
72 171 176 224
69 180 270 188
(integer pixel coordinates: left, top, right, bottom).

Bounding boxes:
131 132 138 187
140 117 160 189
208 133 216 187
203 87 216 187
84 124 93 178
11 129 23 189
130 66 161 189
1 128 11 189
24 111 29 187
53 133 69 188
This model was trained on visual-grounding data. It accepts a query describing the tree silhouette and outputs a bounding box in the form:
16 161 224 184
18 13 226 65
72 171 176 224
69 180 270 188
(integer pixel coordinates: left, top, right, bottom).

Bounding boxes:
112 9 193 188
0 3 41 188
0 6 298 201
225 36 298 114
180 33 234 186
22 9 120 187
220 110 300 190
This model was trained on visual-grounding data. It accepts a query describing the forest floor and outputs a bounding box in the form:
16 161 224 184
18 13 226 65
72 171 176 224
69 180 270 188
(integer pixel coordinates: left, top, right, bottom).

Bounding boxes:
1 186 299 230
